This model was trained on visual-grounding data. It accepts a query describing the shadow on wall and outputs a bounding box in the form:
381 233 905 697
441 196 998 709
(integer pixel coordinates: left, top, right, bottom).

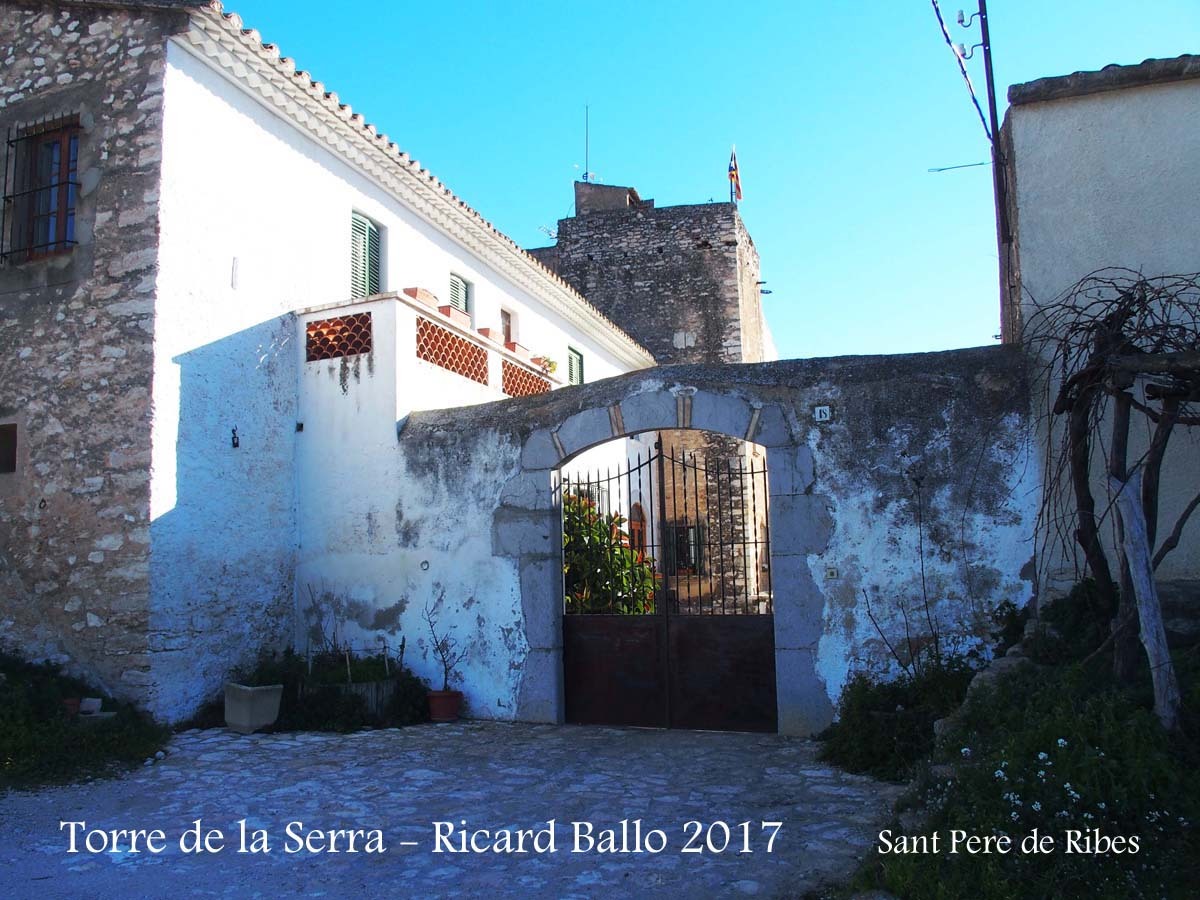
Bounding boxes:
147 314 298 722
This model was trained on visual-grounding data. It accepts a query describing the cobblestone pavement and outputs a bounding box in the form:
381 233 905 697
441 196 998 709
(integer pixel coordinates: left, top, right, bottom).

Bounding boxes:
0 722 902 899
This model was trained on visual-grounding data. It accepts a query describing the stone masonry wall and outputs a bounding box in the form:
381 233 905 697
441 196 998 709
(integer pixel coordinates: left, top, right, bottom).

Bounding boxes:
0 2 184 700
734 213 765 362
530 199 765 366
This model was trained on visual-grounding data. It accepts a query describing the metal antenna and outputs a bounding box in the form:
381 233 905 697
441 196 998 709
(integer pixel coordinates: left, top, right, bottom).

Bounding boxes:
584 105 590 183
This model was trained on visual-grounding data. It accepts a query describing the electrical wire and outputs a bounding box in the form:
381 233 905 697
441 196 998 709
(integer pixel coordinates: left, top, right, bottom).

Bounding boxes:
931 0 993 142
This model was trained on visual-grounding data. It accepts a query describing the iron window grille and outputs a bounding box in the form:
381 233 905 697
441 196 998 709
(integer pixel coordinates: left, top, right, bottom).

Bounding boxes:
664 524 706 576
2 115 81 263
350 212 381 298
567 346 584 385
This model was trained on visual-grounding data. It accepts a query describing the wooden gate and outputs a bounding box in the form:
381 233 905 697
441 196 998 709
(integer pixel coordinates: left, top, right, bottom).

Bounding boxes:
559 444 777 732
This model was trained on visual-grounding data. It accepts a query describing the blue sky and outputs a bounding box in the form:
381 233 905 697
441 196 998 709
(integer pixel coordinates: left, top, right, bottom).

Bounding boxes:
227 0 1199 359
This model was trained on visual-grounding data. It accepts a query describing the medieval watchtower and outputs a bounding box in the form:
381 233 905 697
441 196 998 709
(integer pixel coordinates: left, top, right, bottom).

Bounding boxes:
528 182 770 366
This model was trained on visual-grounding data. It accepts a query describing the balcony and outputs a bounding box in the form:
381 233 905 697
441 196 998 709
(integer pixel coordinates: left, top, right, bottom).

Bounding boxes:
302 290 560 402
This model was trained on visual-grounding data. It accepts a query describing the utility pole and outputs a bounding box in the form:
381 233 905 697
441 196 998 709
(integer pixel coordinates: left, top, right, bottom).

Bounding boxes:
977 0 1010 244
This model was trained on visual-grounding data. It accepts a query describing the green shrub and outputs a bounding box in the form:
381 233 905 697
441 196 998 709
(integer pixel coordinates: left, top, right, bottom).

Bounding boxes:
818 657 976 782
990 600 1028 656
562 493 659 614
0 653 168 790
233 648 430 732
282 685 369 733
1025 579 1117 665
387 667 431 726
851 663 1200 899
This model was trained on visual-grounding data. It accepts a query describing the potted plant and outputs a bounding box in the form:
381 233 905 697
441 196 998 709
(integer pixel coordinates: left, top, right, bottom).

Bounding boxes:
423 599 466 722
531 355 558 375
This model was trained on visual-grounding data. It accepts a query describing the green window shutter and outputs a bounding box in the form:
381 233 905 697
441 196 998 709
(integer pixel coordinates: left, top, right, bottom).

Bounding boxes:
350 213 381 299
448 274 469 312
567 347 584 385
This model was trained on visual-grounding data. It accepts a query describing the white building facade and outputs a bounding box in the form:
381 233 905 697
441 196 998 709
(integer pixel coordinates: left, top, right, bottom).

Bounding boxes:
0 0 652 721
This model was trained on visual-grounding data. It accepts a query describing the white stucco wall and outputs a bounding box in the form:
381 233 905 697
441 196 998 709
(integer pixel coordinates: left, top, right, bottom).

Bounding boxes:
293 297 527 714
149 40 649 719
1011 80 1200 311
1010 78 1200 585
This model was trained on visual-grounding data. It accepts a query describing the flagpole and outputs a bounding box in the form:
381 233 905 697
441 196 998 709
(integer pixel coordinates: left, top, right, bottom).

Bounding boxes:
729 144 737 205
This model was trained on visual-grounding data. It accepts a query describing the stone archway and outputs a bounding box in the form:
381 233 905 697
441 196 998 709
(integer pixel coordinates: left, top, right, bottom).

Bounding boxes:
497 382 835 736
396 348 1033 739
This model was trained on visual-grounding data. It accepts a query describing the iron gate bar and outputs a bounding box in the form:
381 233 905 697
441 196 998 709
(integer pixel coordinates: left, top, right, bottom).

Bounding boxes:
560 442 776 731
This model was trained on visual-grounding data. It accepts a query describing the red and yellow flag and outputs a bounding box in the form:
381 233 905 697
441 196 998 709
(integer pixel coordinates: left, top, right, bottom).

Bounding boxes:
728 147 742 202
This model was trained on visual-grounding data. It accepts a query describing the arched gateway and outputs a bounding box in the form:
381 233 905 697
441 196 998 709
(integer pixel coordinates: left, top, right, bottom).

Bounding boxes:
558 427 776 732
398 350 1036 738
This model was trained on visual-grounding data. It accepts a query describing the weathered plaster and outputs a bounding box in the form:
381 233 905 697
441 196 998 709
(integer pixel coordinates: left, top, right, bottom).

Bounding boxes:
399 346 1037 735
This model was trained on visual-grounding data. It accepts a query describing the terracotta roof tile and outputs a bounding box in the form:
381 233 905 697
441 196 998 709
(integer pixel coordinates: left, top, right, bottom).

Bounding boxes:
1009 53 1200 106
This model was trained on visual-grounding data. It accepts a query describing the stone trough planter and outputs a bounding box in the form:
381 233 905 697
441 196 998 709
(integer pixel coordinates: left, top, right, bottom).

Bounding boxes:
224 682 284 734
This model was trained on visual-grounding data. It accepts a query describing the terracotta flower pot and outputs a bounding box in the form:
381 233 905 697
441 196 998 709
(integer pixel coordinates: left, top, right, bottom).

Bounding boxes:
427 690 463 722
62 697 81 717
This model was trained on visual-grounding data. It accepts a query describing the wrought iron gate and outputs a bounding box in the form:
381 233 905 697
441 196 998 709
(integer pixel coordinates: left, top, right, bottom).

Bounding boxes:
558 443 777 732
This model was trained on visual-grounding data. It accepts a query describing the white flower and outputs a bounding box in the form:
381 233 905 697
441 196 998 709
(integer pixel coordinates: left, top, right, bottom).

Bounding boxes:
1098 802 1106 810
1037 752 1049 761
994 769 1007 780
961 747 972 758
1037 770 1046 779
1057 738 1068 748
1032 801 1042 812
1011 811 1020 821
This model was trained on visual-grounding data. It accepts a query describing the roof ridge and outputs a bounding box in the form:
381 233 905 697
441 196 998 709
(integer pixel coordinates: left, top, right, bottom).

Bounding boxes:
199 2 652 362
1009 53 1200 106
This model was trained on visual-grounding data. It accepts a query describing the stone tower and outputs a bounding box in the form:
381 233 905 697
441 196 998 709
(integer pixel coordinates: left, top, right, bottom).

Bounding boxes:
528 182 770 366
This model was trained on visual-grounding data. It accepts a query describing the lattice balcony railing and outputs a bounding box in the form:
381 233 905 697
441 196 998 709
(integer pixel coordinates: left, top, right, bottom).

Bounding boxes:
502 360 551 398
306 312 373 361
416 317 488 385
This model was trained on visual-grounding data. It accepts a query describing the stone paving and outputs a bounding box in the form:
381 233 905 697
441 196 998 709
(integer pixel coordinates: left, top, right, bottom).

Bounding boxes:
0 722 902 899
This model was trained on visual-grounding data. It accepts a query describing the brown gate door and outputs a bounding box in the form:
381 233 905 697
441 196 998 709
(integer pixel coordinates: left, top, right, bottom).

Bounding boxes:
560 438 777 733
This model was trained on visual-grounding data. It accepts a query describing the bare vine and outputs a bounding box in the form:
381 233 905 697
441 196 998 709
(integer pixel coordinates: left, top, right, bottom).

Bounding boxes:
1025 268 1199 729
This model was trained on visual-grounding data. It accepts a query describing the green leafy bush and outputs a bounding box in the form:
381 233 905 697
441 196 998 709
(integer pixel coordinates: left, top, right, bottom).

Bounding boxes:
817 656 976 781
232 648 430 732
0 653 168 790
1025 579 1117 665
387 667 431 726
850 663 1200 900
562 493 659 614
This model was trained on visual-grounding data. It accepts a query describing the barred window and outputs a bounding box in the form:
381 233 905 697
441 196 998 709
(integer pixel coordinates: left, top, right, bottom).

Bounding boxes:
2 115 81 263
